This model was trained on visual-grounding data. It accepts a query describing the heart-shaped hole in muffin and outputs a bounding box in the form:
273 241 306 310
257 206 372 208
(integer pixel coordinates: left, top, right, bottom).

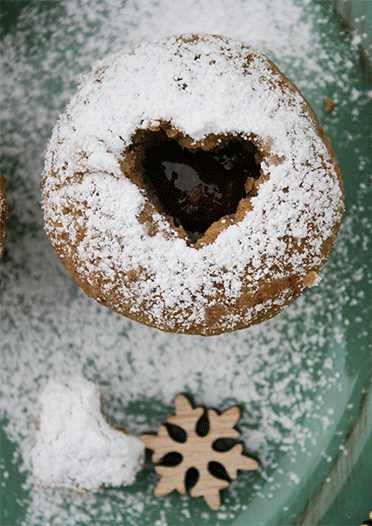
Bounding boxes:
133 126 261 241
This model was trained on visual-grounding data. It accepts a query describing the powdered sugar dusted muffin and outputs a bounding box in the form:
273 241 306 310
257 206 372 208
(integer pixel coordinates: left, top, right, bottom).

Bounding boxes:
41 34 344 336
31 376 145 492
0 176 8 264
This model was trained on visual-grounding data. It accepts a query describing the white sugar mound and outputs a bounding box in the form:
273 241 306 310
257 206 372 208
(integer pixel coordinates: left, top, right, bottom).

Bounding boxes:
31 375 145 492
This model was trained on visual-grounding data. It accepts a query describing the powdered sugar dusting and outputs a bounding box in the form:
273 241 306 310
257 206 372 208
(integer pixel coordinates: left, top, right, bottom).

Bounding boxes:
31 375 145 492
42 34 343 334
1 0 371 525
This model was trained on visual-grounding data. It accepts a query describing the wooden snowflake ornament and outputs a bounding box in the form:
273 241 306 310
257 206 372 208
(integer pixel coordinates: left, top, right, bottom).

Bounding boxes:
140 394 259 510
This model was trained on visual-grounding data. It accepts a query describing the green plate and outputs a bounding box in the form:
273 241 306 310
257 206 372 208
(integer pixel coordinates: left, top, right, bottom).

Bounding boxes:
1 1 371 525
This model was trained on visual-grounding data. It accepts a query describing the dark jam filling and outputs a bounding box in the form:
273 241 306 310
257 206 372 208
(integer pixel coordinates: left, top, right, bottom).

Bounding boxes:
141 133 261 236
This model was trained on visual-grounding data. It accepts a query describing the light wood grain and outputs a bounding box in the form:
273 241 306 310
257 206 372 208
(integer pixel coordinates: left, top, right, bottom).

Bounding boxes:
140 394 259 510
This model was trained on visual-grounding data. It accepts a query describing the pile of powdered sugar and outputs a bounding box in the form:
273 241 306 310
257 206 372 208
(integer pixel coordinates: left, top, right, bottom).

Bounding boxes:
1 0 371 525
31 376 145 492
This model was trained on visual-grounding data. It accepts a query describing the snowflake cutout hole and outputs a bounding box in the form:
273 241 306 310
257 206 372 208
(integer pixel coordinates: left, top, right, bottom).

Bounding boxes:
140 394 259 510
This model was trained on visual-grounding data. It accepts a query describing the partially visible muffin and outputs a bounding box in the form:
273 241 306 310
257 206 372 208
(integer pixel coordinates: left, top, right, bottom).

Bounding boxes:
0 176 9 264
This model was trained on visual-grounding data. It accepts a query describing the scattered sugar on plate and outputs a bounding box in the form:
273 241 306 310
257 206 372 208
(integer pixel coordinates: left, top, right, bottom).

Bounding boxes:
1 0 371 525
